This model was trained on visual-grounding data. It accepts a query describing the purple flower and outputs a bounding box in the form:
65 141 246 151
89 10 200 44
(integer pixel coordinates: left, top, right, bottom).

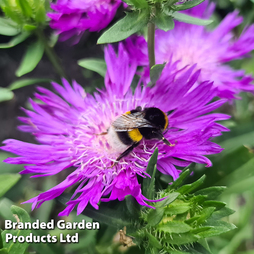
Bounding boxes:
1 44 229 216
48 0 124 42
126 0 254 99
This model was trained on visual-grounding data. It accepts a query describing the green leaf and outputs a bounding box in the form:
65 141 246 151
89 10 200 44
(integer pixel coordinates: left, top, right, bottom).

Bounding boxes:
0 152 24 173
23 24 37 31
78 58 107 77
202 201 226 210
146 232 162 249
177 175 206 194
34 3 46 23
170 169 190 189
150 63 166 85
143 148 158 199
16 39 44 77
164 232 199 245
158 221 193 234
165 202 190 215
0 174 21 197
0 17 19 36
174 0 205 11
97 10 149 44
209 207 235 220
172 12 213 26
195 207 216 226
2 205 31 254
16 0 33 18
147 208 164 226
195 186 226 200
156 192 179 208
0 87 14 102
154 13 174 31
126 0 149 9
9 78 52 90
0 32 30 48
198 220 236 238
190 227 213 234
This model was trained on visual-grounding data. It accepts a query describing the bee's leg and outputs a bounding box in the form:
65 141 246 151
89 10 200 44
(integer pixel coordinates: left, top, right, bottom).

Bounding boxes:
110 142 140 168
161 136 175 147
152 131 175 147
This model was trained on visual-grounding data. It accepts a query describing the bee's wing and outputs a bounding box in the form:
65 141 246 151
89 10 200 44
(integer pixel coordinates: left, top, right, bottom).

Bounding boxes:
113 112 154 131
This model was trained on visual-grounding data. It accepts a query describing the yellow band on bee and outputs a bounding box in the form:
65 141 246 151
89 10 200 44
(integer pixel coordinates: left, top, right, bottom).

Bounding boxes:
128 129 143 142
125 111 131 115
163 112 169 130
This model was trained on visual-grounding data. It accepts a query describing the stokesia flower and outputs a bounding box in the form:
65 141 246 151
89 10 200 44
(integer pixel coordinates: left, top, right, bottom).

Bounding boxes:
126 0 254 99
48 0 124 42
1 44 229 216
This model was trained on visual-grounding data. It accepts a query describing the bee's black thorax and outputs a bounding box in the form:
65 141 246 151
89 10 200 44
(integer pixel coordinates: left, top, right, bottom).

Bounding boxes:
143 107 166 130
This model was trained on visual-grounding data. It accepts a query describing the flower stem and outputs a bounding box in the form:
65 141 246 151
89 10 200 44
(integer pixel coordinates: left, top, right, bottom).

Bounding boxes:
148 22 155 70
36 29 69 80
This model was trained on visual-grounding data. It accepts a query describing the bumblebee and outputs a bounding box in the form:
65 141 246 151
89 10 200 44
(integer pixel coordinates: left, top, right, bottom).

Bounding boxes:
101 106 174 167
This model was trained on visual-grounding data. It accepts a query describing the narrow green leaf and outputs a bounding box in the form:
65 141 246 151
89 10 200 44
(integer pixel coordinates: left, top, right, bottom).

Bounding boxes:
2 206 31 254
0 87 14 103
34 3 46 23
165 232 199 245
195 186 226 200
195 207 216 225
16 39 44 77
146 232 162 249
1 6 24 24
78 58 107 77
0 17 19 36
128 0 148 8
16 0 33 18
177 175 206 194
165 202 190 215
0 32 30 48
23 24 37 31
174 0 205 11
48 32 59 47
0 174 21 197
150 63 166 85
147 208 164 226
154 13 174 31
0 87 14 102
209 207 235 220
170 169 190 189
172 12 213 26
9 78 52 90
156 192 179 208
158 221 193 234
198 221 236 238
0 249 8 254
97 10 149 44
191 226 213 234
203 201 226 210
143 148 158 199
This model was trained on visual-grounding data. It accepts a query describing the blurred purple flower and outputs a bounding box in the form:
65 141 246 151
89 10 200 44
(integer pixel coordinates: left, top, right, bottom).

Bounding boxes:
126 0 254 99
48 0 124 42
1 44 229 216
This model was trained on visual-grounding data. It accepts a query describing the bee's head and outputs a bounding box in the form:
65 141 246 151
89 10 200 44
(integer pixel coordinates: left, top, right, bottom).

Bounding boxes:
144 107 168 130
